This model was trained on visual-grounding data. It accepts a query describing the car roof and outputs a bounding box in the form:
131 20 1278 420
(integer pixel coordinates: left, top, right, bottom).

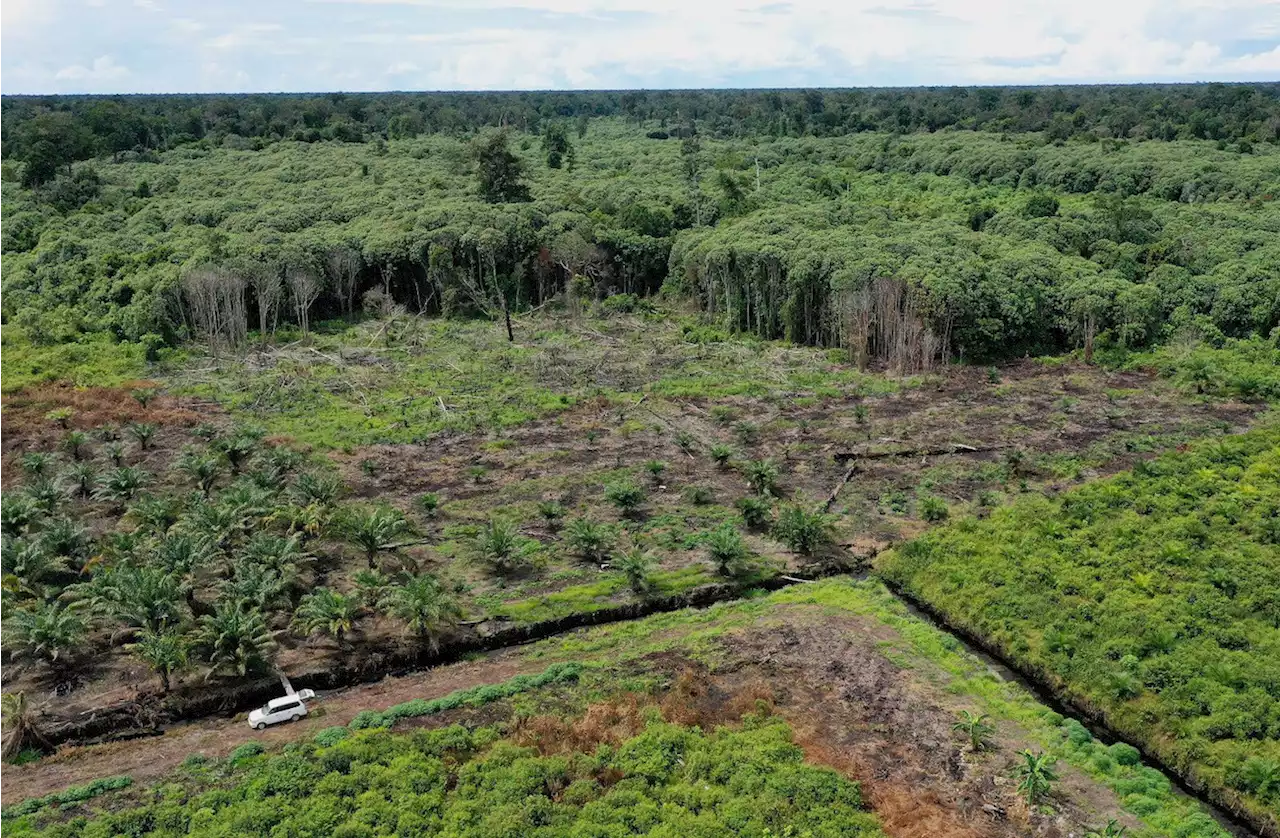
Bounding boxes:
267 695 303 708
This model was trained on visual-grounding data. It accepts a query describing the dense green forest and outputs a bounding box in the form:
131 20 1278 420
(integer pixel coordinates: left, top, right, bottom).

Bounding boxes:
3 86 1279 377
881 423 1280 827
6 84 1279 179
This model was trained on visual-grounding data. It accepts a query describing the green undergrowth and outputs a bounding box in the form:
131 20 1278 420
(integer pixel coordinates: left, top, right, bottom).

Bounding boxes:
164 311 909 451
1 777 133 821
1121 333 1280 402
9 712 883 837
488 565 717 623
343 662 584 732
0 331 163 393
879 423 1280 828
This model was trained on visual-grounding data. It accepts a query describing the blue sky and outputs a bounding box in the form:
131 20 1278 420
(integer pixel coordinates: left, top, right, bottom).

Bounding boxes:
3 0 1278 94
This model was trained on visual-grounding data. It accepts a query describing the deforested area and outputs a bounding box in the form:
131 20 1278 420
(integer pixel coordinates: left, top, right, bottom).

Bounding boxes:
2 82 1278 838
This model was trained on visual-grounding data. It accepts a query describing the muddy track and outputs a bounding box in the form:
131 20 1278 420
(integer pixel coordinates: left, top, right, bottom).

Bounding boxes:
880 577 1270 838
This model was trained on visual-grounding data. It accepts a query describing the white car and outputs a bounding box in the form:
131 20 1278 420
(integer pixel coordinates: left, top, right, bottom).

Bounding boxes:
248 689 316 730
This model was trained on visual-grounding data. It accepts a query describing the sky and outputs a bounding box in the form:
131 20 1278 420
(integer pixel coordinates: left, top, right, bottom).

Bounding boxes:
2 0 1279 94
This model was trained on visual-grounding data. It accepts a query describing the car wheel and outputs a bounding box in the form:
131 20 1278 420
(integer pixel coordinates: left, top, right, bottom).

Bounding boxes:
291 713 301 722
254 722 265 730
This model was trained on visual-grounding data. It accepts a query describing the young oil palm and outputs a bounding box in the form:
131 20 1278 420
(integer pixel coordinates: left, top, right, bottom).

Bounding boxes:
341 505 410 569
292 588 361 648
127 630 190 693
381 573 463 651
5 601 89 669
196 601 275 679
613 548 656 596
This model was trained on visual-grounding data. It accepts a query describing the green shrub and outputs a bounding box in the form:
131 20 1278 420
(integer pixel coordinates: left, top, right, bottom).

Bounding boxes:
1110 742 1141 766
229 741 265 764
29 712 880 836
603 480 646 516
919 495 949 522
314 726 352 747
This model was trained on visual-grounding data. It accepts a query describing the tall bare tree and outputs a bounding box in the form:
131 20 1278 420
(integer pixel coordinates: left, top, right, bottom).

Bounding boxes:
287 268 322 336
181 266 247 352
326 247 362 317
247 263 284 344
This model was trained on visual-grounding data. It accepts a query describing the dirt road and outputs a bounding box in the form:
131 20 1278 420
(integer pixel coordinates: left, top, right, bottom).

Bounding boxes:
2 648 534 805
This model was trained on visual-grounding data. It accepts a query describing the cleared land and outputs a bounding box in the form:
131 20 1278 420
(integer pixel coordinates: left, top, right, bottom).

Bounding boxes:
0 310 1256 733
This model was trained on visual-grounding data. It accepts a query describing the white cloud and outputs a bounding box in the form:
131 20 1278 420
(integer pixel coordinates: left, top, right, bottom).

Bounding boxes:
3 0 59 28
53 54 129 81
4 0 1279 92
205 23 285 50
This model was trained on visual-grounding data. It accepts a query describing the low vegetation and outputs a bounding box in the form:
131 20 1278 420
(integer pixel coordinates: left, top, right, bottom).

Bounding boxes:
881 424 1280 825
5 712 883 838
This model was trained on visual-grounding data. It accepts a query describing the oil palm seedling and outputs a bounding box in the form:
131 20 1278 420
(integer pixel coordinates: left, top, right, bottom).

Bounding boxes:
103 441 127 467
604 480 646 518
644 460 667 484
537 500 565 530
613 548 656 596
21 452 55 477
38 516 90 563
1015 749 1057 804
95 466 149 505
127 494 184 535
742 458 779 496
178 450 222 497
736 496 772 530
470 516 530 573
772 504 832 556
128 422 158 451
565 517 615 564
709 444 735 468
65 461 98 498
352 568 394 608
291 472 343 506
62 430 89 460
705 524 749 578
45 408 73 429
952 710 995 751
26 478 69 513
1 494 40 537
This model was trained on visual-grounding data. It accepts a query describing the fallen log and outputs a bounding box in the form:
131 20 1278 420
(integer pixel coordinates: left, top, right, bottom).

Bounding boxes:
833 442 1003 462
